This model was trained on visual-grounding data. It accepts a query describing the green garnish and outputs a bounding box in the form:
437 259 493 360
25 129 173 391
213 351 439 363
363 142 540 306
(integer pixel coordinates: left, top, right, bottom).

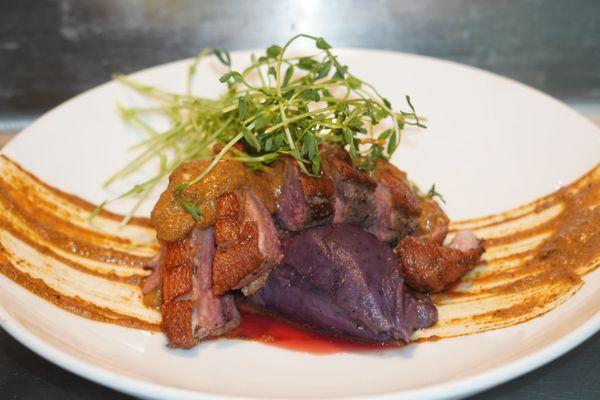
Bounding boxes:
426 184 446 204
99 34 425 223
179 197 204 222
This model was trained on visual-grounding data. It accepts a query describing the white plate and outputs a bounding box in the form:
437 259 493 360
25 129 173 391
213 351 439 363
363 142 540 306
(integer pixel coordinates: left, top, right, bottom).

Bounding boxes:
1 49 600 400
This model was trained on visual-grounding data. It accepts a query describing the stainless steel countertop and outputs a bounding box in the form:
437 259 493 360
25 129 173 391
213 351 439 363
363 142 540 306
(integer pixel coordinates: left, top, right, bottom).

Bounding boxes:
1 1 599 399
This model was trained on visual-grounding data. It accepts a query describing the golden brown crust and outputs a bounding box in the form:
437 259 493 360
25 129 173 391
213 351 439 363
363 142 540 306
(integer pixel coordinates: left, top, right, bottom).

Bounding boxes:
213 193 265 295
396 236 483 293
161 301 196 348
213 236 263 295
162 237 195 302
373 160 421 215
160 235 198 347
214 193 241 244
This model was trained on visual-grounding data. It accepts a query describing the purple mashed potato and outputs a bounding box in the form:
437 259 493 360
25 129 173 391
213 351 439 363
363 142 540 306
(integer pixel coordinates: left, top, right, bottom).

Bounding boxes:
251 224 437 343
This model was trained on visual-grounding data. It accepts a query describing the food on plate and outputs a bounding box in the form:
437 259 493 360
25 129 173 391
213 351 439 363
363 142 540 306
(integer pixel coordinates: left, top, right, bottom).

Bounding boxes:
97 35 485 348
143 143 482 348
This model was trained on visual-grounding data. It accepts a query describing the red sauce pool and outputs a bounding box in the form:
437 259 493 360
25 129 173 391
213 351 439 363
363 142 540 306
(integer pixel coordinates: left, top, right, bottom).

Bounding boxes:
230 312 399 354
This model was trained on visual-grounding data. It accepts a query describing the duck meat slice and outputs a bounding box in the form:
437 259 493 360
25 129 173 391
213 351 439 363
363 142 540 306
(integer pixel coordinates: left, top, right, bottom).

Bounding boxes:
369 160 422 244
277 158 334 231
251 224 437 342
395 230 484 293
212 191 283 296
161 227 239 348
318 144 378 228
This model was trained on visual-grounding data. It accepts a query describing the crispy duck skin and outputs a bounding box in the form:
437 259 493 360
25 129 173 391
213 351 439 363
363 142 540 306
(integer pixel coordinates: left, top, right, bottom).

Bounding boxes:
212 191 283 296
396 230 484 293
161 227 239 348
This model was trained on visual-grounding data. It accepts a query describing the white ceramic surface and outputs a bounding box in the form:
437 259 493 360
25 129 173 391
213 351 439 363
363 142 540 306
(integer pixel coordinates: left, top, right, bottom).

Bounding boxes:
1 49 599 400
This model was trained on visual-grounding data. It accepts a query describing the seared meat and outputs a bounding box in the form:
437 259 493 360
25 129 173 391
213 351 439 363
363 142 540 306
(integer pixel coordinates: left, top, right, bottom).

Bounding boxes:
328 158 378 227
161 227 239 348
396 230 484 293
416 198 450 245
317 143 376 227
319 145 424 244
277 158 334 231
149 141 479 347
370 161 422 243
251 224 437 342
151 160 278 242
213 191 283 296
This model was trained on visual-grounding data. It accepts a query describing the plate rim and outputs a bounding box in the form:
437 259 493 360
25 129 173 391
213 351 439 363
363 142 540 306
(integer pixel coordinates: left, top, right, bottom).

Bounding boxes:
1 47 599 400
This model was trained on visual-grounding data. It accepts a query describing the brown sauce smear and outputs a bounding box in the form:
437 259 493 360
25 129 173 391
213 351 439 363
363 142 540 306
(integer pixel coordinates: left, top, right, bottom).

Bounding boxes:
151 160 283 242
0 155 598 350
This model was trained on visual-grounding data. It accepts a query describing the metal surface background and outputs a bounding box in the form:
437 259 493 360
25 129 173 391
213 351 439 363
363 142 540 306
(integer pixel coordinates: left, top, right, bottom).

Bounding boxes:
0 1 599 399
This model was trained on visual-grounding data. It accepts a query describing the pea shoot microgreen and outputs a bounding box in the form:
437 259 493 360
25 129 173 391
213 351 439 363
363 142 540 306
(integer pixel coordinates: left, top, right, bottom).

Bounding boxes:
99 34 426 223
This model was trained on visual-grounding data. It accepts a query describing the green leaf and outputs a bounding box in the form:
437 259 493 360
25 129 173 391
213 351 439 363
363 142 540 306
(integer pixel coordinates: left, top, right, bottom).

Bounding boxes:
254 112 271 130
179 197 203 222
297 57 318 71
274 133 285 148
387 130 398 155
282 89 295 100
382 98 392 109
315 37 332 50
264 137 274 152
218 72 231 83
321 89 334 104
347 116 363 128
267 66 276 78
219 71 243 83
243 128 261 151
311 155 321 175
333 65 347 79
304 134 318 160
238 96 248 121
347 76 362 89
266 45 282 58
213 49 231 66
343 128 354 145
351 126 367 134
300 89 320 102
426 184 446 204
283 65 294 87
378 129 393 141
314 60 332 80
